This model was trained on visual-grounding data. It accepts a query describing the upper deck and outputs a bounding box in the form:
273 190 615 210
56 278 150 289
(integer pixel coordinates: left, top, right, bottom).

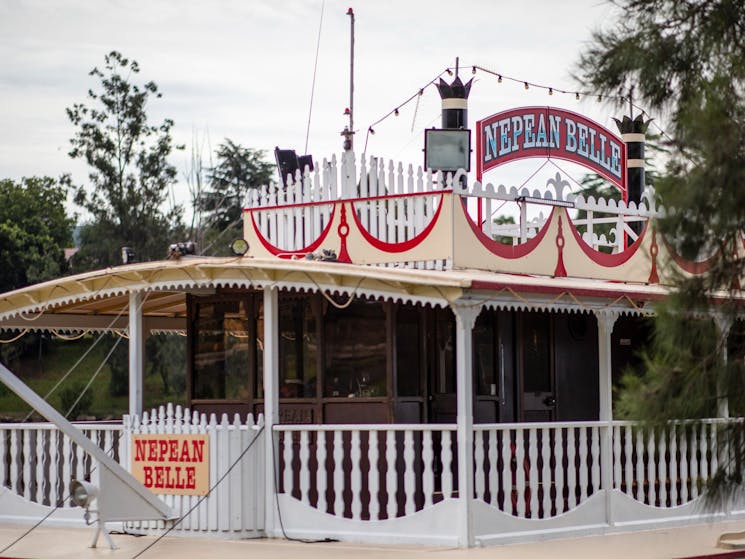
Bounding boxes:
243 151 708 287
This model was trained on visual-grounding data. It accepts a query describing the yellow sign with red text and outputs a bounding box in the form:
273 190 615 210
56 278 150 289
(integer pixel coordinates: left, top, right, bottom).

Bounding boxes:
131 434 209 495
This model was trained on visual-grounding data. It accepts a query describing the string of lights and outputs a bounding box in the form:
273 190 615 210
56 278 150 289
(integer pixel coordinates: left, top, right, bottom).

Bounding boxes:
363 62 680 156
362 68 450 153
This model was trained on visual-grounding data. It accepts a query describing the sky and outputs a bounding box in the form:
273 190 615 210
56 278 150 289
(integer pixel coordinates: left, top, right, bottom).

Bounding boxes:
0 0 634 222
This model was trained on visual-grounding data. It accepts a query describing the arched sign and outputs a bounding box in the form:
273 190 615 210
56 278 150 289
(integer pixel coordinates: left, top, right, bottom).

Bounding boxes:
476 106 627 197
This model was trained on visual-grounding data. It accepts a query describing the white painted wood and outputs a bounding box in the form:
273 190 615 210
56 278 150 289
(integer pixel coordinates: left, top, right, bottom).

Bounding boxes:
316 432 331 511
283 431 293 499
22 428 31 500
442 429 454 500
385 430 396 518
624 426 633 496
680 425 689 503
567 427 577 508
515 430 526 517
635 428 644 501
452 302 480 544
128 291 145 417
299 430 310 506
709 422 719 476
34 429 44 503
528 428 539 517
368 431 380 519
555 427 565 514
422 430 434 509
61 432 71 505
351 430 362 520
669 425 678 506
613 424 621 490
474 431 485 500
690 425 699 499
658 428 668 507
403 430 415 516
207 413 219 531
333 430 344 517
578 427 588 502
487 430 498 506
540 427 551 518
263 286 279 536
590 426 600 497
647 429 656 505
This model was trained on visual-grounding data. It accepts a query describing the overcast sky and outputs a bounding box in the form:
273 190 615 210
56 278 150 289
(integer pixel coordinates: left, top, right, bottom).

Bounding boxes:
0 0 633 220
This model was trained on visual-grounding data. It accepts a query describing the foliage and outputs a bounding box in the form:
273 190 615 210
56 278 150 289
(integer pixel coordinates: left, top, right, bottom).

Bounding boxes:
197 139 274 255
491 214 516 245
577 0 745 502
147 333 186 396
0 177 74 292
66 50 182 270
0 177 74 365
59 381 94 419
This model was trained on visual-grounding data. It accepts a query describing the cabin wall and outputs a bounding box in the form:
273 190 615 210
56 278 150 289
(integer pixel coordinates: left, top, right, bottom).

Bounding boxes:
186 289 650 424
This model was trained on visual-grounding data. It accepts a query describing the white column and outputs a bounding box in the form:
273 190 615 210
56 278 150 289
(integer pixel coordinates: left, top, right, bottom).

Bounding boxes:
714 314 732 419
452 301 482 548
596 311 618 526
263 287 280 537
128 291 145 417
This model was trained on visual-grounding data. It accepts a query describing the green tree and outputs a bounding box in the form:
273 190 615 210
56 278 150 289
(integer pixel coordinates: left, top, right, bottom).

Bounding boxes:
197 139 273 255
66 51 185 398
0 177 74 366
577 0 745 501
0 177 74 292
66 50 182 270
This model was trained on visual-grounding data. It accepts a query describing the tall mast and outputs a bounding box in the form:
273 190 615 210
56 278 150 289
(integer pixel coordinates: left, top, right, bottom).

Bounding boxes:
343 7 355 152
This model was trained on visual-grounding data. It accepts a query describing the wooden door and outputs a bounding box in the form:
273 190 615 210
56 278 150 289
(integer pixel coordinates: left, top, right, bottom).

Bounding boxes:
519 312 555 422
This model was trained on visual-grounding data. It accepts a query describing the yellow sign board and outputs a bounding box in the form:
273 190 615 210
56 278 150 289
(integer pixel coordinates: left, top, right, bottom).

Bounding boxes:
131 434 210 496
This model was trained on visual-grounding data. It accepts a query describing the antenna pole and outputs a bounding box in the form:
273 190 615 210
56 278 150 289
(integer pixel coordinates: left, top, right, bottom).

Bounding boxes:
348 7 355 150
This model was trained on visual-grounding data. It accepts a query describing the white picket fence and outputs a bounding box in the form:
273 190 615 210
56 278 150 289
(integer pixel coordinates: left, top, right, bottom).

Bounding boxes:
2 413 738 544
122 404 265 538
274 424 457 521
611 419 724 506
0 422 123 509
245 151 662 258
473 422 604 519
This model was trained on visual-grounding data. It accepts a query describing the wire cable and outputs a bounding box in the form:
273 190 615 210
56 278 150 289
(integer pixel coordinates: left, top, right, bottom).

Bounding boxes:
270 428 338 544
304 0 325 154
129 424 266 559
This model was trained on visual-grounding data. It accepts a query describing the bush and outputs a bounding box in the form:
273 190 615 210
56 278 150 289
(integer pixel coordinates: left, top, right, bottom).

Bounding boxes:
59 382 94 419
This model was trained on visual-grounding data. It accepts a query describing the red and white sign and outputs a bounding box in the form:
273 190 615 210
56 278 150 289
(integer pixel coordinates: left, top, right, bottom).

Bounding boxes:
131 434 209 496
476 107 627 196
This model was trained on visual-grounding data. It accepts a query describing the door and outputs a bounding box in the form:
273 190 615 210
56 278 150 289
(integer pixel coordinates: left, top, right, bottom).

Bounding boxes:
519 312 555 422
427 308 457 423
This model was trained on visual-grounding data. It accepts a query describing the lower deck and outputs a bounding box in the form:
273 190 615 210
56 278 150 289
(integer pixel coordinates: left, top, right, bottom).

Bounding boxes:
188 289 653 425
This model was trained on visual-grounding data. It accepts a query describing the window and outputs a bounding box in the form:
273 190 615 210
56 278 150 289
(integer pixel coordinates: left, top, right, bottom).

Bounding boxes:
278 293 318 398
473 312 497 396
396 305 422 397
324 298 386 398
192 299 251 400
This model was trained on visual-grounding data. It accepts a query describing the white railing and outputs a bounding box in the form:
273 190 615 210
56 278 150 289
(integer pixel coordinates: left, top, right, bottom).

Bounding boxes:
473 422 604 519
123 404 265 537
462 177 662 252
612 419 725 507
274 424 457 520
245 151 663 259
0 421 123 508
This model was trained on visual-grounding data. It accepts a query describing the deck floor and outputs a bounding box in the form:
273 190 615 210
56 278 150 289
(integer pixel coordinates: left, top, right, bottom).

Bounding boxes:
1 521 744 559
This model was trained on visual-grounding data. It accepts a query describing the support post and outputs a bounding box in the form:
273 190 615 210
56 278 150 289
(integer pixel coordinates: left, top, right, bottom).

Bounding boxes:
595 311 618 526
128 291 145 417
452 300 482 548
263 287 280 537
714 313 732 419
